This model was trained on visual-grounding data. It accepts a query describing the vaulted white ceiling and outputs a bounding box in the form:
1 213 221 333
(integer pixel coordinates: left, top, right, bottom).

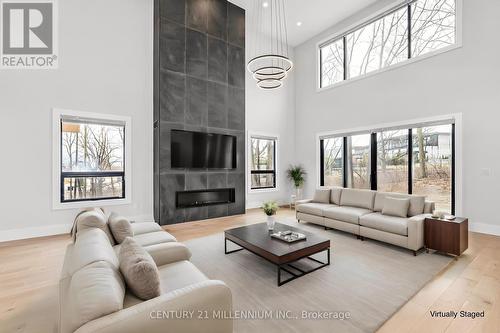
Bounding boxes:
229 0 378 47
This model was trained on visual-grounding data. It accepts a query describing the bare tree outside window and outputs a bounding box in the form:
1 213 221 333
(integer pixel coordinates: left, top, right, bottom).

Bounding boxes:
411 0 456 57
346 6 408 79
412 125 452 212
346 134 371 189
320 38 344 87
322 137 343 187
61 121 125 202
377 130 408 193
250 137 276 189
320 0 456 88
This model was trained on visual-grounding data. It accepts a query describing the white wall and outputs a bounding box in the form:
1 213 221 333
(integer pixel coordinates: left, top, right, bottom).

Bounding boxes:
245 64 296 209
245 35 296 209
294 0 500 234
0 0 154 241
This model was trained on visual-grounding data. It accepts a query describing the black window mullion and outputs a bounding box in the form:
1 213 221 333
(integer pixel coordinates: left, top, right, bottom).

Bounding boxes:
320 139 325 186
408 129 413 194
343 137 348 188
407 4 412 59
343 36 347 81
370 133 377 191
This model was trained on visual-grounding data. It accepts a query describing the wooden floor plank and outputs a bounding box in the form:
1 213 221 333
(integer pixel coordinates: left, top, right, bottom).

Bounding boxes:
0 208 499 333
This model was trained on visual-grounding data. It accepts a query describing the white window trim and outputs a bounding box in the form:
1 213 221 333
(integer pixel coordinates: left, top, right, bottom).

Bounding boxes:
316 0 463 92
315 113 463 216
52 108 132 210
247 131 279 194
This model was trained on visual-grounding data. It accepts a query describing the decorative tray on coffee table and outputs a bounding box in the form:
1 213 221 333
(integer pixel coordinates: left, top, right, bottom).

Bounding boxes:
271 230 307 243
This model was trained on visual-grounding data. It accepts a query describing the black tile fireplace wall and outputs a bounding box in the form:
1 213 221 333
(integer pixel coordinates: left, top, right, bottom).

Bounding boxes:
154 0 245 225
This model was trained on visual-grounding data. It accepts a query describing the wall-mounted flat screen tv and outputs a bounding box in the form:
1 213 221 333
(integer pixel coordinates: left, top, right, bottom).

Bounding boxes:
171 130 237 169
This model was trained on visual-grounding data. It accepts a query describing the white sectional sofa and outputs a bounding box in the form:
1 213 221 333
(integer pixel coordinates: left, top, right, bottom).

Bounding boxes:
296 188 435 255
59 209 232 333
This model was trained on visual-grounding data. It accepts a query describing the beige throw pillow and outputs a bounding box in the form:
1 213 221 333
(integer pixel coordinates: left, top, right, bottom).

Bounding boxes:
382 197 410 218
108 213 133 244
313 189 331 203
119 237 161 300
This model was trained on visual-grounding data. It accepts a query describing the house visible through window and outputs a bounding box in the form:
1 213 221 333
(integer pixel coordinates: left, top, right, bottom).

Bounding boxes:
320 0 457 88
250 136 277 190
61 117 125 202
320 123 455 213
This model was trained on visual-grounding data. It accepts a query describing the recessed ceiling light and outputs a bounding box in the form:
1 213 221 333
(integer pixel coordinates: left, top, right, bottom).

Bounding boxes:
262 2 269 8
296 21 303 27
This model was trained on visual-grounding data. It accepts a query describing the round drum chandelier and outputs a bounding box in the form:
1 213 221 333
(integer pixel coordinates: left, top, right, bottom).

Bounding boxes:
248 0 293 90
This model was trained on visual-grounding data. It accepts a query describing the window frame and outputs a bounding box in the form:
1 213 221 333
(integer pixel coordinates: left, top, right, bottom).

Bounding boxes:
247 133 279 193
52 109 132 210
317 115 460 215
317 0 462 91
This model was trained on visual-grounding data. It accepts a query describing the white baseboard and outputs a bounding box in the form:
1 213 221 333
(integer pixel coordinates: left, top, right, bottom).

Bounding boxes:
0 213 156 243
246 200 290 210
0 224 72 243
469 222 500 236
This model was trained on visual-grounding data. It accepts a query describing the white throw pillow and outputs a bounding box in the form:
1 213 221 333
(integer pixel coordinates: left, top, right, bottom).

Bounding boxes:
382 197 410 218
108 213 133 244
313 189 331 203
119 237 161 300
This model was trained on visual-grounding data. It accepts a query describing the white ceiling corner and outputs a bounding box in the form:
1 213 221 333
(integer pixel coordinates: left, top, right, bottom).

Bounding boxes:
228 0 379 47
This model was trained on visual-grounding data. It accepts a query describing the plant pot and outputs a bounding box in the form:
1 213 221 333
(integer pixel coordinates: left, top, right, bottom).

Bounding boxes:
295 187 301 200
267 215 276 230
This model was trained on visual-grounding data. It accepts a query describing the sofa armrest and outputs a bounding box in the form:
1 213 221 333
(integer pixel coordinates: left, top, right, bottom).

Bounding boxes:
143 242 192 267
424 201 435 214
407 214 430 251
295 199 313 205
75 280 232 333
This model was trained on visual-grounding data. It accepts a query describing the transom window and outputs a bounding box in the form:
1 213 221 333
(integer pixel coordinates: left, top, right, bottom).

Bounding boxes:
320 0 457 88
250 136 277 190
60 116 126 203
320 123 455 213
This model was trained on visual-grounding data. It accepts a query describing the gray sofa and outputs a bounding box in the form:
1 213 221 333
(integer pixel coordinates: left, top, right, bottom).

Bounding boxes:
59 210 232 333
296 188 435 255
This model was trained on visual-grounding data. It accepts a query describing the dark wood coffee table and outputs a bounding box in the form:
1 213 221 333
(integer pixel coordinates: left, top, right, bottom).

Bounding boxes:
224 223 330 286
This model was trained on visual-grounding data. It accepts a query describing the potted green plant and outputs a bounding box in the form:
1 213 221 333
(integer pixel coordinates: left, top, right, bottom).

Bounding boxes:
262 201 279 230
286 165 306 199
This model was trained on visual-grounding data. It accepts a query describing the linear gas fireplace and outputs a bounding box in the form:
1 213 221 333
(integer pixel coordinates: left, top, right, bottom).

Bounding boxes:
176 188 236 208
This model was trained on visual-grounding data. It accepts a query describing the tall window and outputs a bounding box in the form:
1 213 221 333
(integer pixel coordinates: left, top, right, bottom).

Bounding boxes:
61 117 125 202
321 137 344 187
346 134 371 189
412 125 452 212
377 130 409 193
319 122 455 213
250 136 277 190
320 0 456 88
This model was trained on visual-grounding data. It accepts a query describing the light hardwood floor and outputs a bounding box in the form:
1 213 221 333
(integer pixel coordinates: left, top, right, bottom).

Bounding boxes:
1 208 499 333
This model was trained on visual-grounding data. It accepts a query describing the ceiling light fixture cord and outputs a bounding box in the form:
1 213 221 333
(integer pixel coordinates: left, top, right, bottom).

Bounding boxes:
247 0 294 90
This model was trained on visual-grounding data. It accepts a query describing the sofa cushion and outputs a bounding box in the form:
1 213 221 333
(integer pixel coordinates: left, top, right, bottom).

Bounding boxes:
330 187 343 205
131 222 163 235
360 212 408 236
312 189 331 203
340 188 376 210
64 261 125 333
119 237 161 301
73 209 115 245
323 206 372 224
296 202 334 216
123 260 208 308
108 213 133 244
69 228 120 275
382 197 410 218
374 192 426 217
133 231 177 247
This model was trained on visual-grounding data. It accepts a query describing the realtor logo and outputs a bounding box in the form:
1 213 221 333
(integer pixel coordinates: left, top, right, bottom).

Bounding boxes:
1 0 58 69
